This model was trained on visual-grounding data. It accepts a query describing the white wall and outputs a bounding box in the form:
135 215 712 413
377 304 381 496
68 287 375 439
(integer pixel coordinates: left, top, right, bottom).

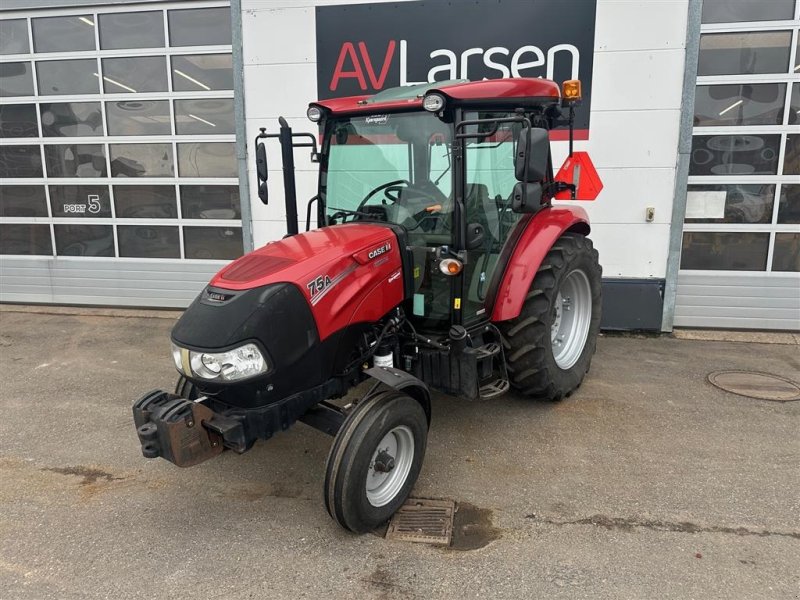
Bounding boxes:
240 0 689 279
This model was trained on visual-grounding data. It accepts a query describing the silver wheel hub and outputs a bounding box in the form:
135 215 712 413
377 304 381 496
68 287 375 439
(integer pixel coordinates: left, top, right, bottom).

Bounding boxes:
366 425 414 508
551 269 592 370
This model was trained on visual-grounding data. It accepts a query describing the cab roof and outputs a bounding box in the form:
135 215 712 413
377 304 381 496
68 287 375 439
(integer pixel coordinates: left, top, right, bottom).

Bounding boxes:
311 78 561 117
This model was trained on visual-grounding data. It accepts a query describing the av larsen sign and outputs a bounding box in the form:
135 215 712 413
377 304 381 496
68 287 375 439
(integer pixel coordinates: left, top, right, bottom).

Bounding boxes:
315 0 597 138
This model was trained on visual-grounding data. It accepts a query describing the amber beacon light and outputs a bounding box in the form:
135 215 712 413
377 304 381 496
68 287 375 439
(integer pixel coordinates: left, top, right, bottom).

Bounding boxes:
562 79 582 103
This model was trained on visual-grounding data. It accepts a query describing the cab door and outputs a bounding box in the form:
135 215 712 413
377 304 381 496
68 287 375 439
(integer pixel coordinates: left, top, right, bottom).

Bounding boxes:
460 113 523 325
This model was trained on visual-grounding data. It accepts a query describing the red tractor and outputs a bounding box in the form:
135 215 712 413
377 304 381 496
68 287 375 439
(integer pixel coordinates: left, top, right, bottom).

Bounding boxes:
133 77 602 533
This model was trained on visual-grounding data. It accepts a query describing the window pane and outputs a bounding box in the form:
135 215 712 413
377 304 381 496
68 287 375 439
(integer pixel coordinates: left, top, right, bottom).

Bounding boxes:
118 225 179 258
44 144 106 178
177 143 236 177
168 8 231 47
110 144 173 178
681 232 769 271
698 32 792 76
777 185 800 224
54 224 113 257
783 135 800 175
174 99 234 135
0 224 52 255
0 104 37 137
0 62 34 97
37 59 99 96
180 185 240 219
49 185 111 218
701 0 795 23
685 184 775 224
106 100 171 136
694 84 785 127
32 15 96 53
114 185 177 218
0 145 43 178
171 54 233 91
690 134 781 176
40 102 103 137
795 37 800 76
790 83 800 126
184 226 242 260
0 186 47 217
99 11 164 50
772 233 800 272
101 57 167 94
0 20 29 55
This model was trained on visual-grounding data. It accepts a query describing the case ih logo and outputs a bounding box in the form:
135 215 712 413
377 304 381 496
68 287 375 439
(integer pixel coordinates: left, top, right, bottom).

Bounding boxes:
368 242 391 260
316 0 597 137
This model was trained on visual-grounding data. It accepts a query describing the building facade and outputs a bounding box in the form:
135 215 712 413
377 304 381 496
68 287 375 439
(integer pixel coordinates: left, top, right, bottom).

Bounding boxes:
1 0 798 330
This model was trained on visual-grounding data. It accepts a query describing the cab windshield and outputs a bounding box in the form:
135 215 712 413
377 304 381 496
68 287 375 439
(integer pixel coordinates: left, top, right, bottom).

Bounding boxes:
322 112 453 242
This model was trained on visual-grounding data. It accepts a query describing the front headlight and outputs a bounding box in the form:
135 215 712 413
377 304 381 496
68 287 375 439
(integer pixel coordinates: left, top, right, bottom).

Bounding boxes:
171 342 268 382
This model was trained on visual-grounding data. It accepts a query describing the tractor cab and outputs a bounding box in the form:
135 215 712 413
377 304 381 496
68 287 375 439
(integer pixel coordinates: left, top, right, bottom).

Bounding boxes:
257 78 594 336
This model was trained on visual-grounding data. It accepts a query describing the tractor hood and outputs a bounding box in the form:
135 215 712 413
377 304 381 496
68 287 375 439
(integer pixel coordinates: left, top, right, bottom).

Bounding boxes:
169 222 407 400
210 223 396 292
189 222 408 343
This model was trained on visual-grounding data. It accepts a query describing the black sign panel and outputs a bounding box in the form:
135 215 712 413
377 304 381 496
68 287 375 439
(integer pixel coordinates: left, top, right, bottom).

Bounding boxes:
315 0 597 136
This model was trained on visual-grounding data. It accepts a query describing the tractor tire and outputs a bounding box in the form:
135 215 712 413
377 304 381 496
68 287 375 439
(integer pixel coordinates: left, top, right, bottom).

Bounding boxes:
324 390 428 533
500 232 601 401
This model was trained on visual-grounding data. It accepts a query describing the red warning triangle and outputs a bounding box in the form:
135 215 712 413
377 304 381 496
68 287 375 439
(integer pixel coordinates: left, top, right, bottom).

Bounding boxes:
554 151 603 201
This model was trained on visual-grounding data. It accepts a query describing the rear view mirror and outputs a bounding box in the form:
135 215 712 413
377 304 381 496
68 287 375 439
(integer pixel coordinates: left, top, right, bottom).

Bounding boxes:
256 141 268 204
258 181 268 204
514 127 549 183
511 182 543 213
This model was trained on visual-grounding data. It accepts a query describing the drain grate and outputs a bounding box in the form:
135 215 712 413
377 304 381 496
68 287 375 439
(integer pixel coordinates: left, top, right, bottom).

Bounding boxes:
386 498 455 545
708 370 800 402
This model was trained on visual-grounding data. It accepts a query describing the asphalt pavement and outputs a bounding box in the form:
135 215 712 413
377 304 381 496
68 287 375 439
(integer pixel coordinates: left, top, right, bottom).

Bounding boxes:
0 307 798 599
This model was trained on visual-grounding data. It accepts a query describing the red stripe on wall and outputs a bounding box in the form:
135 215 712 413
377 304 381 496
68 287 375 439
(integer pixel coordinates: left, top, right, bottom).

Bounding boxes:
549 129 589 141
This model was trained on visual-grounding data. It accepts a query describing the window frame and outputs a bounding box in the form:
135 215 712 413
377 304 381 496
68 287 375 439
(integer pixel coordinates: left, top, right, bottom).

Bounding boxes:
683 14 800 275
0 2 241 262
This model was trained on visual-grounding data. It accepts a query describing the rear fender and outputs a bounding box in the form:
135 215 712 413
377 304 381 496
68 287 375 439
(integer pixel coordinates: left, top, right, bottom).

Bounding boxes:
490 206 590 322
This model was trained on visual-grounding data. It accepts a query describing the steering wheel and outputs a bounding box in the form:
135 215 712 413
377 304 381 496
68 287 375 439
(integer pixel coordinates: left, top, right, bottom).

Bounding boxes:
357 179 410 212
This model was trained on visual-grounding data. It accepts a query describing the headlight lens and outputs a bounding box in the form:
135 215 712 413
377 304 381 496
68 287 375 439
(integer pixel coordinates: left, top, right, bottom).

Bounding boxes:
171 342 184 374
172 342 268 382
307 106 323 122
422 93 445 112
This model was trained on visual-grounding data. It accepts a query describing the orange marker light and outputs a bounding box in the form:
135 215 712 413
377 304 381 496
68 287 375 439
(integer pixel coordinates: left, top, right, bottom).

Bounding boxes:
562 79 582 102
439 258 463 276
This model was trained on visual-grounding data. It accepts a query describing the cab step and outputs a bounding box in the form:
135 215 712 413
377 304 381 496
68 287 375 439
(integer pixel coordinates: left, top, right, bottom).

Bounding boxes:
480 378 510 399
474 342 510 400
474 342 501 360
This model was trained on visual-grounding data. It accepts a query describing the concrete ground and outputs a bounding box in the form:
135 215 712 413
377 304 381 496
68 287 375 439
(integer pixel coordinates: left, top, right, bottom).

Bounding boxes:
0 308 798 600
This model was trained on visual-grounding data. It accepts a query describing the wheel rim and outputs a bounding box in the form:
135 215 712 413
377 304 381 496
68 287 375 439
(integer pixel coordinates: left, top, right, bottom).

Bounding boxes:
551 269 592 370
366 425 415 508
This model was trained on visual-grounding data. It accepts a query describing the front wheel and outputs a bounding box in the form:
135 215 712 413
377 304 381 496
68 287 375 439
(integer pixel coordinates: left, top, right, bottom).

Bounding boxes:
324 390 428 533
500 233 602 400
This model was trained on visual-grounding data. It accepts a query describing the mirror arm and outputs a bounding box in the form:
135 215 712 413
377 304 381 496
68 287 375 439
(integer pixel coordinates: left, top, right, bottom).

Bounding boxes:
568 104 575 158
289 132 320 163
306 195 319 231
546 180 576 200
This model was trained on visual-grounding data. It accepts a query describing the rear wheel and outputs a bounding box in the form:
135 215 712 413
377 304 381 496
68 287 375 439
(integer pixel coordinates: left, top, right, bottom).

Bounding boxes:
500 233 601 400
324 390 428 533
